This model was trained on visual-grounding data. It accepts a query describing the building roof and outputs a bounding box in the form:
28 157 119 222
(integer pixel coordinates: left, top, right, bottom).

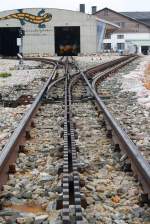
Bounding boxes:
96 17 120 28
94 7 150 28
0 7 120 28
121 11 150 26
121 11 150 20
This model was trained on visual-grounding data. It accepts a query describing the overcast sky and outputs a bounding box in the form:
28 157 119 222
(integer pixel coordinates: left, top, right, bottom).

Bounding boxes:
0 0 150 13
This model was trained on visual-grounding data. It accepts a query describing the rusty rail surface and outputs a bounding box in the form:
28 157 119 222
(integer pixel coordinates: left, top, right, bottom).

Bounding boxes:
85 55 133 76
92 55 138 89
24 57 65 66
0 55 149 224
76 65 150 198
0 60 61 189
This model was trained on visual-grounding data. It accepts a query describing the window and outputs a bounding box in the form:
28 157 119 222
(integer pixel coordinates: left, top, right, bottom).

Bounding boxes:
104 43 111 50
116 22 125 28
117 43 125 50
117 35 124 39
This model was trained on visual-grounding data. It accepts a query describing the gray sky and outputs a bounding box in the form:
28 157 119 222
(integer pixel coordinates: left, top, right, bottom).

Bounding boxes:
0 0 150 12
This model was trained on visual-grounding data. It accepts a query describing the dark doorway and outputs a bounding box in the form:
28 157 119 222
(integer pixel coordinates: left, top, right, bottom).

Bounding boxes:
54 26 80 56
0 27 20 57
141 46 149 55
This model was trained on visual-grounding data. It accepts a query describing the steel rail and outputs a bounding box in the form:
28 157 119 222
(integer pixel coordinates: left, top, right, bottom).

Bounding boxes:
0 59 61 189
85 55 133 76
24 57 65 66
92 56 138 89
67 56 137 99
71 55 137 84
76 66 150 197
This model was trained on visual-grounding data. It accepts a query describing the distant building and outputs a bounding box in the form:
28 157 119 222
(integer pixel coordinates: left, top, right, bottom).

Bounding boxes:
94 8 150 55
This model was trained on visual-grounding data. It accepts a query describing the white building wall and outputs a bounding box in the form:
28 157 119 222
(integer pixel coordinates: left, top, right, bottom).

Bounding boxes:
104 32 150 54
0 8 98 56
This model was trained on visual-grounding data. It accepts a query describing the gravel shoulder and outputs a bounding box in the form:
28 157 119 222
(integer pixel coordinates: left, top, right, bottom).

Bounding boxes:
97 56 150 160
0 59 52 152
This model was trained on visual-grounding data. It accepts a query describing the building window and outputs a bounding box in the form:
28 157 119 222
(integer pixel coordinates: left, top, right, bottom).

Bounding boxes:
117 43 125 50
104 43 111 50
117 35 124 39
116 22 125 28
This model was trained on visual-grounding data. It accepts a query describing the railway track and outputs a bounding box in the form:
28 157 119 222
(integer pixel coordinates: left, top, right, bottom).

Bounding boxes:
62 61 82 223
0 58 64 153
0 58 62 106
0 55 149 223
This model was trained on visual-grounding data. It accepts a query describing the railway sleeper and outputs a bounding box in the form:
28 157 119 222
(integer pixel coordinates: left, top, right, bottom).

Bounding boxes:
82 67 150 203
140 193 150 206
2 100 18 108
25 130 31 140
107 124 150 200
43 97 64 103
1 95 33 107
8 164 16 174
18 145 28 154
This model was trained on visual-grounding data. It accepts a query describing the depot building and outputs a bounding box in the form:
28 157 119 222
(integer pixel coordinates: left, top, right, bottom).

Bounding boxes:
0 8 118 57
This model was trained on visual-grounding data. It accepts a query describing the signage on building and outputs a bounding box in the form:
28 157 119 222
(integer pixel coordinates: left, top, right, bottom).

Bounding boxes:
17 38 21 46
0 9 52 28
